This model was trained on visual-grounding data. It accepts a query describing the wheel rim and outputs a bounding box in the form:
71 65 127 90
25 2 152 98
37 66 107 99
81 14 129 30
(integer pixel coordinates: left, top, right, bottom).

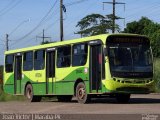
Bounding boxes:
27 88 32 99
78 87 86 100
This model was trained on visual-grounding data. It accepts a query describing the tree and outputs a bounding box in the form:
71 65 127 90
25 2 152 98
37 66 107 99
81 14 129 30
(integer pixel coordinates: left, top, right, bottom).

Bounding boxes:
123 17 160 57
150 30 160 57
123 17 153 34
41 41 50 45
76 14 120 37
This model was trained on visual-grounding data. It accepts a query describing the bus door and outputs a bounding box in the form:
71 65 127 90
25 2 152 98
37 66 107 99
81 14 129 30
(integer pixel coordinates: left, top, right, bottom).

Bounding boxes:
89 41 102 93
46 48 56 94
14 53 22 94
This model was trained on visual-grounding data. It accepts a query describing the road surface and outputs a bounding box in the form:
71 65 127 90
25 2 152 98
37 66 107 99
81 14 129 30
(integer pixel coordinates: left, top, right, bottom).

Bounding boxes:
0 94 160 114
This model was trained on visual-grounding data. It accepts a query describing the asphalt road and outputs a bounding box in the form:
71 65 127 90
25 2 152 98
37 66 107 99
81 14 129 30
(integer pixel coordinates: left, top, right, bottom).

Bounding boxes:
0 94 160 114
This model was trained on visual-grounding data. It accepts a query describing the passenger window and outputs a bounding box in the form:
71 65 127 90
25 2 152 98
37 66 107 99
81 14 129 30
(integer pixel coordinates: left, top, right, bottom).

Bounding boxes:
23 51 33 71
5 55 14 73
57 46 71 68
34 50 45 70
72 43 88 66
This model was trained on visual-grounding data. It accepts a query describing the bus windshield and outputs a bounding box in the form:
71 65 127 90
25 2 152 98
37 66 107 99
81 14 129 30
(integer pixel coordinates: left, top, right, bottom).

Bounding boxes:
107 36 153 78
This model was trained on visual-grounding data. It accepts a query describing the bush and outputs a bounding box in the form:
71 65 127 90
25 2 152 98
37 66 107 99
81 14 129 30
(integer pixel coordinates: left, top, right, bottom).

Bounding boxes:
154 58 160 92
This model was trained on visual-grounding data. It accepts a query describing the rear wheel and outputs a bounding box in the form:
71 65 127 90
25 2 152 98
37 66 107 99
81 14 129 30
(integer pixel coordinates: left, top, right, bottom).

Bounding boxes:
76 82 90 104
25 84 41 102
116 94 130 103
57 95 72 102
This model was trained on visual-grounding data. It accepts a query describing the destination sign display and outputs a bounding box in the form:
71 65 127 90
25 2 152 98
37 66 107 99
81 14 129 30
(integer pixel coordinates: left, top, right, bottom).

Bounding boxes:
107 36 150 44
114 37 144 43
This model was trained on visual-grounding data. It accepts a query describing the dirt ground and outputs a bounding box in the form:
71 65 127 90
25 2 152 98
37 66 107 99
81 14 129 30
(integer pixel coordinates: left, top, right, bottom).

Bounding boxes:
0 94 160 114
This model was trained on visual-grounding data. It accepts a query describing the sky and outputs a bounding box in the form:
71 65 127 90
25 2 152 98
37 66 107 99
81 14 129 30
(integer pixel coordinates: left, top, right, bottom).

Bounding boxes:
0 0 160 65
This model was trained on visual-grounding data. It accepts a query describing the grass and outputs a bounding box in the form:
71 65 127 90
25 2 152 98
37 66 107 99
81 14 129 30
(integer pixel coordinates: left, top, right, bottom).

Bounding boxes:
0 58 160 101
0 84 25 102
154 58 160 92
0 84 56 102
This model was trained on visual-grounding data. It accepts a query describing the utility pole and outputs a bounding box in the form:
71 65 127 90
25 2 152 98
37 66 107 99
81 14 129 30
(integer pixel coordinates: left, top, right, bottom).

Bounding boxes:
113 0 116 33
37 29 51 43
103 0 125 33
60 0 64 41
6 34 9 51
42 29 45 43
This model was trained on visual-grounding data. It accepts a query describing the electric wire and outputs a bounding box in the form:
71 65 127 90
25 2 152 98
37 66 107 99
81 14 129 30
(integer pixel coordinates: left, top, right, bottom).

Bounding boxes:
65 0 89 7
64 1 96 38
10 0 59 47
0 0 16 14
16 18 60 47
125 1 160 23
0 0 22 17
7 0 160 49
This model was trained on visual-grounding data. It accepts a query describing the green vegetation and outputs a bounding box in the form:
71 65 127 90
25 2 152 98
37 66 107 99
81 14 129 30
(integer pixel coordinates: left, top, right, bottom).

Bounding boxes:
123 17 160 58
154 59 160 92
77 15 160 58
123 17 160 91
0 85 25 102
0 65 3 84
76 15 160 91
0 16 160 102
76 14 120 37
0 66 25 101
0 84 56 101
41 41 51 45
0 65 55 101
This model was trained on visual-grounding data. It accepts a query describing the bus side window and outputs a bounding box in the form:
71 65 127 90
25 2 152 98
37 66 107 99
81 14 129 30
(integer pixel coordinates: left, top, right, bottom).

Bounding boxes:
5 55 14 73
34 50 45 70
57 46 71 68
23 51 33 71
72 43 88 66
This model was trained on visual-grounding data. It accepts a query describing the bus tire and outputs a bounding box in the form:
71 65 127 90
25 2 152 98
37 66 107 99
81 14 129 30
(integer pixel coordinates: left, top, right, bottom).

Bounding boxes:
116 94 130 103
76 82 90 104
25 84 41 102
57 95 72 102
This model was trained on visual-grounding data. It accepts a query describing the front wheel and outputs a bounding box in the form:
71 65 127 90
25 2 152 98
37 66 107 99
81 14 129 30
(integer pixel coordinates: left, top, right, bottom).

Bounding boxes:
25 84 41 102
116 94 130 103
76 82 90 104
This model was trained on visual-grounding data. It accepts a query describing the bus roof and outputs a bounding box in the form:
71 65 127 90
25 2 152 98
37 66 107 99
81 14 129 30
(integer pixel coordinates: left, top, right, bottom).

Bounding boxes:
5 33 147 55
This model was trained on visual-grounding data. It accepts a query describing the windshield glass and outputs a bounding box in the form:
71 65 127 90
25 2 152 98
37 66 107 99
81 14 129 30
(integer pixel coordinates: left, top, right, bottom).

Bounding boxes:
109 44 153 73
107 36 153 78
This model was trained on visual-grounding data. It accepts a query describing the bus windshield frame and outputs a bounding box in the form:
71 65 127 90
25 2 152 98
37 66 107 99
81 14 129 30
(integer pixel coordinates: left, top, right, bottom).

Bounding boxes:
107 36 153 78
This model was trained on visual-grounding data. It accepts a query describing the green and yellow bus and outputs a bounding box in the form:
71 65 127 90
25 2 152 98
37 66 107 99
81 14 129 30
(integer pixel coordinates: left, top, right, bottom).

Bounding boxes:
3 34 154 103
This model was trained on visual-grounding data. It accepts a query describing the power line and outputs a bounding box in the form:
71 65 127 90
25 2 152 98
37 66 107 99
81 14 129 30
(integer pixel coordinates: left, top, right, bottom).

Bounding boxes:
124 5 160 26
9 19 30 36
0 0 16 14
65 0 89 7
10 18 60 48
103 0 125 33
126 3 160 19
65 1 96 38
36 29 51 43
11 0 58 46
0 0 22 17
